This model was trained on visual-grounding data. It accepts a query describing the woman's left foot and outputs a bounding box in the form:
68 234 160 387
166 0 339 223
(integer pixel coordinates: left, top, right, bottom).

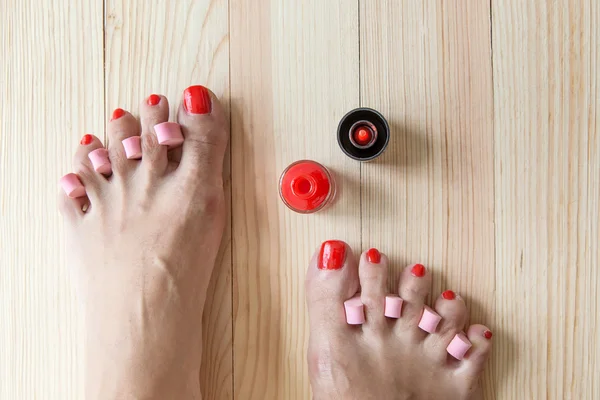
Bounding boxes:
306 241 492 400
59 86 228 399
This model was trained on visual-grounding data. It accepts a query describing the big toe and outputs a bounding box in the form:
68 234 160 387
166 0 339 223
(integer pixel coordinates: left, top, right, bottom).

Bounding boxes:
305 241 360 329
176 85 229 188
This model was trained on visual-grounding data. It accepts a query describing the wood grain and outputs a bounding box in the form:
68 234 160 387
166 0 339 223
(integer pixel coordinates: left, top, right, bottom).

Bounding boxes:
492 1 600 398
103 0 232 398
230 0 359 398
2 0 600 399
360 1 495 398
0 1 104 398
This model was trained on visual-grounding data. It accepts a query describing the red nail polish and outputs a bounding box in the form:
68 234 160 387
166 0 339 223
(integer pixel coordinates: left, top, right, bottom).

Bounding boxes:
318 240 346 270
366 248 381 264
147 94 161 106
484 330 493 339
442 290 456 300
112 108 125 120
183 85 211 114
411 264 426 277
354 127 373 146
80 134 93 145
279 160 336 213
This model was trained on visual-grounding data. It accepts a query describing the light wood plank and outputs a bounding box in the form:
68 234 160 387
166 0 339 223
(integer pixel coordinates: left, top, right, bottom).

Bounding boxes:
230 0 359 397
0 1 104 398
104 1 232 398
360 1 496 397
493 1 600 398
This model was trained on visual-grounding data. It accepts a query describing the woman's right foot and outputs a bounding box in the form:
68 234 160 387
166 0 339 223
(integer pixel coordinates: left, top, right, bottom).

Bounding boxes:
59 86 228 399
306 241 492 400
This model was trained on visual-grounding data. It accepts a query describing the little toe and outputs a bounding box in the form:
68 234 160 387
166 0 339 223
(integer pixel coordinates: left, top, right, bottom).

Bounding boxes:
424 290 468 361
58 184 86 219
457 324 493 379
139 94 169 174
358 248 388 329
395 264 432 330
176 85 229 188
71 134 106 204
106 108 141 177
306 240 360 329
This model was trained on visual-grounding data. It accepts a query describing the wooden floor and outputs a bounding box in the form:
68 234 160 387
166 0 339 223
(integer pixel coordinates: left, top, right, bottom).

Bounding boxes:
1 1 599 399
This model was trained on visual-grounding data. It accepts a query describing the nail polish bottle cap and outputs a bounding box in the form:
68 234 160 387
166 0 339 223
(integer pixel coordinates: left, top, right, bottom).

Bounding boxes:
279 160 336 214
337 107 390 161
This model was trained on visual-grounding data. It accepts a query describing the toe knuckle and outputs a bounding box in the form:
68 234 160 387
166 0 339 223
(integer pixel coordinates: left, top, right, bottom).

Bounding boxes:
141 132 160 152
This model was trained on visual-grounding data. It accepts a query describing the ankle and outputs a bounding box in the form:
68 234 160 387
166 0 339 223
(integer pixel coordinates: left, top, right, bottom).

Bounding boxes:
86 367 201 400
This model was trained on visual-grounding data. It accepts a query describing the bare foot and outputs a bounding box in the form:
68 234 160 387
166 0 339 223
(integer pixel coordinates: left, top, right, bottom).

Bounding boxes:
306 241 492 400
59 86 228 399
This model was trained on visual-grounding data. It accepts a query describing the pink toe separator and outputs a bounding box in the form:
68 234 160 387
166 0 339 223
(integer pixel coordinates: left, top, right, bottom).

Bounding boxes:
446 333 472 360
122 136 142 159
418 306 442 333
344 295 365 325
154 122 184 147
384 295 404 318
60 173 86 198
88 148 112 175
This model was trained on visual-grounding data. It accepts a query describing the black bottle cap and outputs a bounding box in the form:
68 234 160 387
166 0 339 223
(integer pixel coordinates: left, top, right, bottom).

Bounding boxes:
337 108 389 161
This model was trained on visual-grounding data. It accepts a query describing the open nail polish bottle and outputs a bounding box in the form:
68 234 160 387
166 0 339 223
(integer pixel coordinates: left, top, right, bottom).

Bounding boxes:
337 107 390 161
279 160 336 214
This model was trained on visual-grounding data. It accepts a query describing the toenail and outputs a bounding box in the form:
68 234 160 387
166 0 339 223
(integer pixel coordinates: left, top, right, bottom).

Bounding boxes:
483 330 493 339
384 295 403 318
344 295 365 325
147 94 161 106
111 108 126 121
411 264 426 277
154 122 184 147
442 290 456 300
88 148 112 175
60 173 86 198
122 136 142 159
80 134 93 145
446 333 472 360
366 248 381 264
418 306 442 333
183 85 212 114
318 240 346 270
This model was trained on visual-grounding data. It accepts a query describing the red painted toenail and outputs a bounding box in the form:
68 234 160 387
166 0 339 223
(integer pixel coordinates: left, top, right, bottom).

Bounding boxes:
366 248 381 264
484 330 493 339
442 290 456 300
111 108 125 120
147 94 160 106
318 240 346 270
183 85 211 114
80 134 93 145
411 264 426 277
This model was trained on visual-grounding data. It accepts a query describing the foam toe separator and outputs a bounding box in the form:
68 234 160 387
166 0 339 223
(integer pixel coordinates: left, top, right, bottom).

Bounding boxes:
384 295 404 318
446 333 472 360
344 295 365 325
60 173 86 198
122 136 142 159
88 148 112 175
154 122 184 147
418 306 442 333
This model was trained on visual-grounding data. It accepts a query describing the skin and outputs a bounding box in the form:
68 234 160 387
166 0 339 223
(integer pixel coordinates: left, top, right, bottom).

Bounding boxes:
59 89 491 400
